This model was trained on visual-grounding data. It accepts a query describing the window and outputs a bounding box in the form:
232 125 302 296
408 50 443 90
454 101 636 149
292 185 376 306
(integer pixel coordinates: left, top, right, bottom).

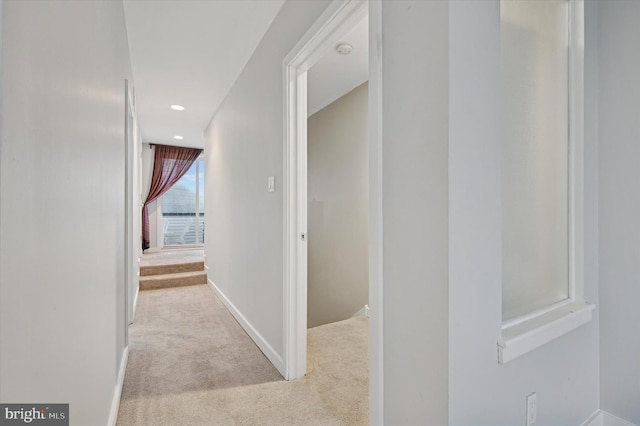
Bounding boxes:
498 0 593 363
161 158 204 246
502 0 570 321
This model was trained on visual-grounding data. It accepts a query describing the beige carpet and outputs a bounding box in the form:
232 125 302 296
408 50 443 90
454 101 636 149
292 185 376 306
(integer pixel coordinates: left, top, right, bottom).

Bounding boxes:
307 316 369 425
117 284 368 425
140 249 205 267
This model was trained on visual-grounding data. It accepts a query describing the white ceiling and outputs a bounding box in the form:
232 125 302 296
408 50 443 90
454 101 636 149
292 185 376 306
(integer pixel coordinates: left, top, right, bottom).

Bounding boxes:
307 15 369 117
123 0 285 149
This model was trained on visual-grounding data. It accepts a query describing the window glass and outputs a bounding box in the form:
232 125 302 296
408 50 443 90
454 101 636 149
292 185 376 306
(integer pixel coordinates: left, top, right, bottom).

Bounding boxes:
161 159 204 246
502 0 570 320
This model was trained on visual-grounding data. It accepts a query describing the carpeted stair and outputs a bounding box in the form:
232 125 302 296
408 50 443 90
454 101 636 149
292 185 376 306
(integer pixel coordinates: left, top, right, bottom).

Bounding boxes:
139 260 206 290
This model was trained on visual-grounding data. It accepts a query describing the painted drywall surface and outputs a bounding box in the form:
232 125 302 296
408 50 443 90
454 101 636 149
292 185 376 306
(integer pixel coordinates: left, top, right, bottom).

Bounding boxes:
0 3 2 299
307 82 369 328
307 15 368 117
381 1 449 424
141 143 160 250
0 1 132 425
598 1 640 423
146 200 160 250
203 0 331 366
448 1 599 424
141 144 154 199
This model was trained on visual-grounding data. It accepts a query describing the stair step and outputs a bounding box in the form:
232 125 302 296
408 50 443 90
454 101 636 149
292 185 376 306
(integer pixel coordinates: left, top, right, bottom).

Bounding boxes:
140 261 204 276
139 270 207 291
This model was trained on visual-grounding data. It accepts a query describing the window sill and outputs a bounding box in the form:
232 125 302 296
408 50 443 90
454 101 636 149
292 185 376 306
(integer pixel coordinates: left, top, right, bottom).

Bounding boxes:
498 301 595 364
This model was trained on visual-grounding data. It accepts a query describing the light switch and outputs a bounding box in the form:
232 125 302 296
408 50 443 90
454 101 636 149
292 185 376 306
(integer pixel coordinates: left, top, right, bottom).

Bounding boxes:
267 176 275 193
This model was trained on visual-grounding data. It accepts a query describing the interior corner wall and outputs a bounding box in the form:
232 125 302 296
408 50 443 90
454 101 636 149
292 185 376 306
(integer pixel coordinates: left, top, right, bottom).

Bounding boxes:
0 1 132 424
141 143 154 200
0 0 2 253
598 1 640 423
202 0 331 373
380 1 449 424
447 1 600 424
307 82 369 329
141 143 159 250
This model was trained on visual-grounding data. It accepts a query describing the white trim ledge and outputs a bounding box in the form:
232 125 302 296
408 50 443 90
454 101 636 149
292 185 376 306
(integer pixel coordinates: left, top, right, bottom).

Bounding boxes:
582 410 639 426
498 301 595 364
207 279 285 377
108 346 129 426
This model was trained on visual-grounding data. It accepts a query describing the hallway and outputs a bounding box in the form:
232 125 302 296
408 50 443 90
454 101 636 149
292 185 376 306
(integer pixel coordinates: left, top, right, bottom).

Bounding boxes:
116 284 368 425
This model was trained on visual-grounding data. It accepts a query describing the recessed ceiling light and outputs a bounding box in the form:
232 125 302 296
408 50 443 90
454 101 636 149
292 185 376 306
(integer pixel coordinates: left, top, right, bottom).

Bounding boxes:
335 43 353 55
174 135 184 140
170 105 185 111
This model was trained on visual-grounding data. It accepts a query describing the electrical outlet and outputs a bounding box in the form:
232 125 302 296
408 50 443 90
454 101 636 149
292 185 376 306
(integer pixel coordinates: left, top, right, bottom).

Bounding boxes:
526 392 537 426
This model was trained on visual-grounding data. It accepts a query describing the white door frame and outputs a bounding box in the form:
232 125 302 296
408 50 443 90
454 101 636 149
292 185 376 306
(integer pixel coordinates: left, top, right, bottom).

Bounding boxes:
283 5 383 422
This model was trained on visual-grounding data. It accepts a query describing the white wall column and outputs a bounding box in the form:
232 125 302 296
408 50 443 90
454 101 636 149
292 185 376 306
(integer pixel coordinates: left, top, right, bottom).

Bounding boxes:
380 1 450 423
598 1 640 423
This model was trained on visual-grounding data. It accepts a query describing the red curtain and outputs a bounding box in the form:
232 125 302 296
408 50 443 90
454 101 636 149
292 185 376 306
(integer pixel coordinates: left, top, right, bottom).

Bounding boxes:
142 144 203 250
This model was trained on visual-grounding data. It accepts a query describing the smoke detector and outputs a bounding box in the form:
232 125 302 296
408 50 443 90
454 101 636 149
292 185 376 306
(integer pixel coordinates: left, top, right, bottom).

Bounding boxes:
335 43 353 55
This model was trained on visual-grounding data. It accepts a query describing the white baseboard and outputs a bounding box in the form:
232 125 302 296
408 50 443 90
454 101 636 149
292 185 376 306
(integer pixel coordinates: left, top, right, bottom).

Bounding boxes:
583 410 604 426
108 346 129 426
601 411 639 426
207 278 285 376
351 304 370 318
582 410 638 426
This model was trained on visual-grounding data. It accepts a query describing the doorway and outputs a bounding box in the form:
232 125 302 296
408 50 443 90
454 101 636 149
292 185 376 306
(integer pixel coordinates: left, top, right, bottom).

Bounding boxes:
306 20 369 329
283 0 381 400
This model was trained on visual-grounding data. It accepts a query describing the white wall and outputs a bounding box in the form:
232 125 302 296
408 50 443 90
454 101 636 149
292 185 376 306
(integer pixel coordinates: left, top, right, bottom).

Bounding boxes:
0 1 2 286
141 144 154 200
598 1 640 423
447 1 600 424
380 1 450 424
0 1 133 424
141 143 160 250
203 0 332 373
307 82 368 328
